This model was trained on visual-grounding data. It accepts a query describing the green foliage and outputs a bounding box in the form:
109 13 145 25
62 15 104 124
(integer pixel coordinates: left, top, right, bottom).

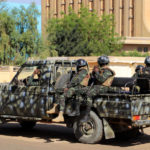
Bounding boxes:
113 50 149 57
0 10 16 64
32 40 58 59
11 3 41 58
47 7 123 56
0 2 45 65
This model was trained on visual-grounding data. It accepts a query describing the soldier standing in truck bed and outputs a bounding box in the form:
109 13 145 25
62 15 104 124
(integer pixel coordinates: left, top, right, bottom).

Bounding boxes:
47 59 90 122
138 56 150 77
132 65 144 79
80 55 120 122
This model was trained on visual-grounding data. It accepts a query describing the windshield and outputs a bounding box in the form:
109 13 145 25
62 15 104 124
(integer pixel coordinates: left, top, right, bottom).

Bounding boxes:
18 66 37 80
11 65 50 86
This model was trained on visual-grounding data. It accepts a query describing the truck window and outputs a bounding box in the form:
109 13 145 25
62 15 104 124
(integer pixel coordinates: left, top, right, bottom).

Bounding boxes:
18 66 37 80
55 66 76 80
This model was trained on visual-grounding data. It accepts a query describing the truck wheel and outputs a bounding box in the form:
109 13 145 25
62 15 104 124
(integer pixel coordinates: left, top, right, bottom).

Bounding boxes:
73 111 103 144
19 121 36 129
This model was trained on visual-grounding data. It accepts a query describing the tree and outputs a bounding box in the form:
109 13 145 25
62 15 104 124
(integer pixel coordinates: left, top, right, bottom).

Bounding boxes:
0 10 16 64
47 7 123 56
11 3 41 59
0 2 42 65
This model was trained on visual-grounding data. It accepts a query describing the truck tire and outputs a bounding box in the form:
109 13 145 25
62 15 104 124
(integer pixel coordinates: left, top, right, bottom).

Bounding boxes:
19 121 36 129
73 111 103 144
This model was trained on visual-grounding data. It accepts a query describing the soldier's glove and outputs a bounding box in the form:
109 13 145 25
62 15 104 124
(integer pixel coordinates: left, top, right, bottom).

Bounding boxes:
93 66 99 73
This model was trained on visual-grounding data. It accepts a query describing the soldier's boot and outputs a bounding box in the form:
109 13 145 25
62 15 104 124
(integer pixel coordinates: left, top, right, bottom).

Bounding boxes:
52 111 64 123
69 102 80 116
80 106 91 123
46 103 58 114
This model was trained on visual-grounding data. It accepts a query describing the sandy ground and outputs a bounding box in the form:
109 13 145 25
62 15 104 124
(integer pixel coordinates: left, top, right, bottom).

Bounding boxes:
0 122 150 150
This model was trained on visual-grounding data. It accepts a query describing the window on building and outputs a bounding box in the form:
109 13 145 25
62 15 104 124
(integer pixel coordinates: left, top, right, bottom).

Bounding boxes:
144 47 148 53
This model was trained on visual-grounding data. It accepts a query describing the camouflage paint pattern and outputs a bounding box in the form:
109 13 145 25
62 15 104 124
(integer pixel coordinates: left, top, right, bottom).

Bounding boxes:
0 60 76 119
0 60 149 128
0 84 53 117
93 94 150 120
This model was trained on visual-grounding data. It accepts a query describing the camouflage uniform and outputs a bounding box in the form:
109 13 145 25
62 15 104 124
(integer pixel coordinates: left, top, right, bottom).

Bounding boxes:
139 56 150 78
138 67 150 78
82 66 119 106
132 72 138 79
25 67 43 86
25 75 40 86
58 68 88 112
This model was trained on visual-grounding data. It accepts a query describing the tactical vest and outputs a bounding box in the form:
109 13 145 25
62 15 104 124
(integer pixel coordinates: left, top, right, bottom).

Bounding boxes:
80 74 90 86
78 67 90 87
69 68 89 87
100 67 115 86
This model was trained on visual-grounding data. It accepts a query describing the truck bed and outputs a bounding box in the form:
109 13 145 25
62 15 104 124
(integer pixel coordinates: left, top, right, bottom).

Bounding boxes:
94 93 150 126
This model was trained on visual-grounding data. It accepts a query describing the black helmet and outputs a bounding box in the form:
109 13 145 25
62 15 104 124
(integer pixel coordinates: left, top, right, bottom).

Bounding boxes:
76 59 87 68
144 56 150 66
135 65 144 72
98 55 109 66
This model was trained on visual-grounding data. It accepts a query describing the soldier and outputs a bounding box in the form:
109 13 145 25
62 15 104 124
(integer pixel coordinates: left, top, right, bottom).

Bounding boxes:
25 66 41 86
80 55 120 122
138 56 150 77
132 65 144 79
47 59 89 122
130 65 144 93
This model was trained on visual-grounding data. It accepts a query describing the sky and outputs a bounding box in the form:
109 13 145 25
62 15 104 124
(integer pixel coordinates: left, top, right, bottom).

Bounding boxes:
7 0 41 5
5 0 41 33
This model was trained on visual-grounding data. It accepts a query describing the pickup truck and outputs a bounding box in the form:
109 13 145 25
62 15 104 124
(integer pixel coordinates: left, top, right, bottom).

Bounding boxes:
0 59 150 144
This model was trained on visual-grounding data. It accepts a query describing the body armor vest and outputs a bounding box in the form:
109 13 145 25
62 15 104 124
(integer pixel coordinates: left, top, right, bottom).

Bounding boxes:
80 73 90 86
99 67 115 86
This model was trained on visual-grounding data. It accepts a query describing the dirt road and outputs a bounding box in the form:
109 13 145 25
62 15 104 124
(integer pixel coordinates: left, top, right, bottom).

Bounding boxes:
0 122 150 150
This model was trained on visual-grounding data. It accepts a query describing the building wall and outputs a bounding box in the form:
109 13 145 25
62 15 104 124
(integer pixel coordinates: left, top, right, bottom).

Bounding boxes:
42 0 150 51
0 56 145 83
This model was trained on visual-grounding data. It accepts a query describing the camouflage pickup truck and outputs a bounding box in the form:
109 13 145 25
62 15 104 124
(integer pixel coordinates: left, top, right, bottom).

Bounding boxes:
0 59 150 144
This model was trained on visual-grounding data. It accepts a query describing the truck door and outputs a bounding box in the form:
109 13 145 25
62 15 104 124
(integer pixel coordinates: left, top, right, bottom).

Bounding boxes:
1 65 51 118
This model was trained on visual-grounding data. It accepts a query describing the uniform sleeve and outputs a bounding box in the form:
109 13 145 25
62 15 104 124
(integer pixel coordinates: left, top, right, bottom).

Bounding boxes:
94 69 113 84
67 69 88 88
26 76 39 86
132 73 137 79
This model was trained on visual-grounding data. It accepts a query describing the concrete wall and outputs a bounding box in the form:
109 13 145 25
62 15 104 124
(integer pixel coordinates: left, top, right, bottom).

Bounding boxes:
48 56 145 77
0 56 145 83
0 66 19 83
42 0 150 38
41 0 150 51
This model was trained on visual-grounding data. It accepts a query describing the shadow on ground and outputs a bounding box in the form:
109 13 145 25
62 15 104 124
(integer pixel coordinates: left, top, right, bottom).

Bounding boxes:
101 131 150 147
0 122 150 147
0 122 76 143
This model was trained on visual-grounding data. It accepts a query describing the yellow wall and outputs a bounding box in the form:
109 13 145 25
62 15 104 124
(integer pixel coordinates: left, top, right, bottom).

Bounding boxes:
0 56 146 83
